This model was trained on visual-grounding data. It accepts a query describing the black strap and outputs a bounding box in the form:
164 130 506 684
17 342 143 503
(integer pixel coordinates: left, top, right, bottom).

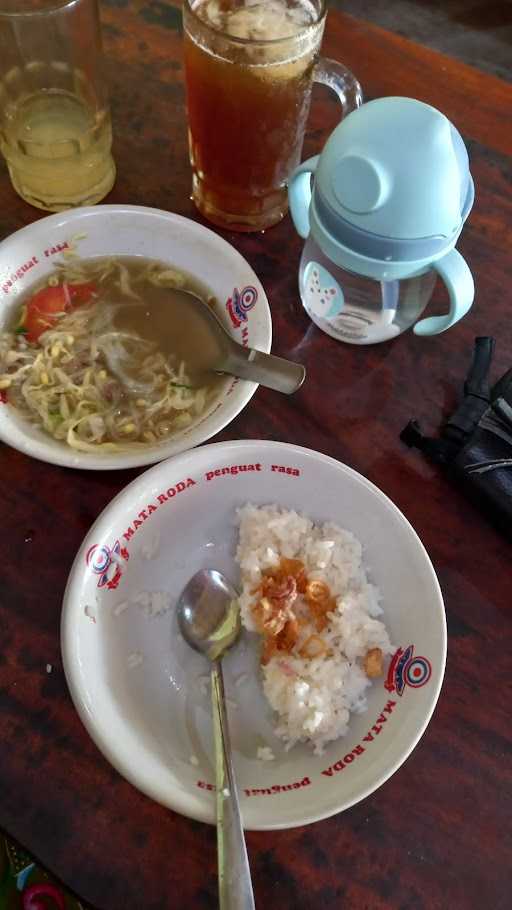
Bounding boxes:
492 367 512 407
464 336 495 399
400 337 496 464
400 420 458 464
443 336 494 445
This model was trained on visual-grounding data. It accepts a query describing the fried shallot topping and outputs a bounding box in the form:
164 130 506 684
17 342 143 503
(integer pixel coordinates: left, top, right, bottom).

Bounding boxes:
251 558 384 679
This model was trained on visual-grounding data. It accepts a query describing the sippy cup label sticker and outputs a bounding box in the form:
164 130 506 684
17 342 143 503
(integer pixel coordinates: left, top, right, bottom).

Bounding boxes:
303 262 344 319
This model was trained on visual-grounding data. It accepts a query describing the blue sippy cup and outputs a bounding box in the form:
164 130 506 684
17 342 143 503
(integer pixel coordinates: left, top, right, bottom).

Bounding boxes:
288 97 475 344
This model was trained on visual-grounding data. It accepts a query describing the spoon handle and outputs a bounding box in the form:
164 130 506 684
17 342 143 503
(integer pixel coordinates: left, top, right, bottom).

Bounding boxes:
211 660 255 910
224 345 306 395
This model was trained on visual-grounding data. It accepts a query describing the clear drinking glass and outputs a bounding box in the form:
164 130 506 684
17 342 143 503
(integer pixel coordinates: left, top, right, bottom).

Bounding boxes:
183 0 361 232
0 0 115 212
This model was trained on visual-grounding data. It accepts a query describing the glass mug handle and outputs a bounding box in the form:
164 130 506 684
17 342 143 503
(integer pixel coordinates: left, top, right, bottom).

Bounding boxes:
289 60 362 238
313 57 363 120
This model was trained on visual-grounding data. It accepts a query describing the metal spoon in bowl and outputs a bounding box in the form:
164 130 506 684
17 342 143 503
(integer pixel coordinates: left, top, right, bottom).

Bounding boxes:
176 289 305 394
109 287 306 396
177 569 255 910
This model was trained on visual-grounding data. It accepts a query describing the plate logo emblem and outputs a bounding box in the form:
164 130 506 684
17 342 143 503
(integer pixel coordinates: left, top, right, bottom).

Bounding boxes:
226 286 258 328
385 645 432 695
86 539 129 590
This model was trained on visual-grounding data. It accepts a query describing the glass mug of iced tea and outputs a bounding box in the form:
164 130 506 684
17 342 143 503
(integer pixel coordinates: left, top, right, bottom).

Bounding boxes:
183 0 362 232
0 0 115 212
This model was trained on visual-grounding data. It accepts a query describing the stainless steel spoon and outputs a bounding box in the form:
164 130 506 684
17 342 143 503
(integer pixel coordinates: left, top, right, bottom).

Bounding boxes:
177 569 255 910
169 288 305 394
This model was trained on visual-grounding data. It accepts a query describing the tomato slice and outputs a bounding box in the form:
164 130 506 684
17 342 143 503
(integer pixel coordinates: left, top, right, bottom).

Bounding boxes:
24 287 69 343
23 282 96 343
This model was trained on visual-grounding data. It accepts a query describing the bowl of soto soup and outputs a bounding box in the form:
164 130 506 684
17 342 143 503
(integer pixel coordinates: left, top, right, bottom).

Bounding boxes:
0 205 272 469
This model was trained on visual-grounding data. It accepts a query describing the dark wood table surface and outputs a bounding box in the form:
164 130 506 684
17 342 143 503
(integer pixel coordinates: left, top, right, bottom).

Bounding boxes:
1 3 511 908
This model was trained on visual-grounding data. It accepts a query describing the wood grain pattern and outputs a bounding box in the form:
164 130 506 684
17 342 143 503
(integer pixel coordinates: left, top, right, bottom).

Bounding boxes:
0 3 511 909
320 10 512 158
329 0 512 82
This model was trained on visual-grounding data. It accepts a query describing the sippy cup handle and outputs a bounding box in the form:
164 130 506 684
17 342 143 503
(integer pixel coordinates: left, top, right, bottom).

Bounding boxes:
414 249 475 336
289 156 319 238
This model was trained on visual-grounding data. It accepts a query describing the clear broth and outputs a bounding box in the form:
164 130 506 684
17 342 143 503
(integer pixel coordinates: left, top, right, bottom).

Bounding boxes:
2 255 229 450
11 254 226 391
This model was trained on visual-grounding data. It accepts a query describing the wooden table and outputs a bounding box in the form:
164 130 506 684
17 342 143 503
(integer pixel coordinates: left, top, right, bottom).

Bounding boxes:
1 3 511 908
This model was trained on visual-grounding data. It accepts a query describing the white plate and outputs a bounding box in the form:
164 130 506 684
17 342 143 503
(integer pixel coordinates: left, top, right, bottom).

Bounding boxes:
0 205 271 469
61 440 446 829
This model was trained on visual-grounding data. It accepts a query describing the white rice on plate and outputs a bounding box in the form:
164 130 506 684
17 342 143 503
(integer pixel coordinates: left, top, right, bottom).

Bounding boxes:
235 504 393 755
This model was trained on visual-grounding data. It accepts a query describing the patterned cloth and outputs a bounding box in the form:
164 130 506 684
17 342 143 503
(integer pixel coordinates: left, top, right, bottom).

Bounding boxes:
0 831 91 909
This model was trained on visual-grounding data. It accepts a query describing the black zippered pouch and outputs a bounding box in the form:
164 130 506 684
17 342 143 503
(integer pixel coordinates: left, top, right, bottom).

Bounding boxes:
401 337 512 536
